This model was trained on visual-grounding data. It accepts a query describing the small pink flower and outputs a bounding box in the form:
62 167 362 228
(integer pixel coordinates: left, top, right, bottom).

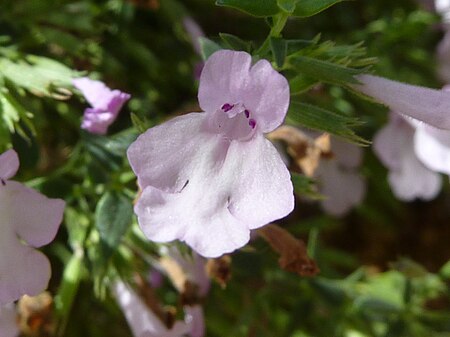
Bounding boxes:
114 282 190 337
316 138 366 216
0 150 65 305
355 74 450 130
373 113 442 200
0 303 19 337
127 50 294 258
73 77 131 135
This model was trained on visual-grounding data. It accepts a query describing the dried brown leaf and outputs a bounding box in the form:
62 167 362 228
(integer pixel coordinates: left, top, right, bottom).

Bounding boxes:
257 224 319 277
268 126 331 177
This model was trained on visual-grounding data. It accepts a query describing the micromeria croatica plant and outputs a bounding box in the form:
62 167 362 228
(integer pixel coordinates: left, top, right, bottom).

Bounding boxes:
0 1 449 336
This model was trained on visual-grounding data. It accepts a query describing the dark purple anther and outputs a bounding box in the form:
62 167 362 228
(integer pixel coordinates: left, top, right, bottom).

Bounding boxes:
244 109 250 118
221 103 233 112
249 119 256 129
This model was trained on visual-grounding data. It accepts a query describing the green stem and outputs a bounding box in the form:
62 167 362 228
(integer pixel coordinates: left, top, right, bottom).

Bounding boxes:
255 12 290 56
307 227 320 260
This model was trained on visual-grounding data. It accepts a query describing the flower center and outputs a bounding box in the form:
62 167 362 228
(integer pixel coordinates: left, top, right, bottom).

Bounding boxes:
206 102 257 141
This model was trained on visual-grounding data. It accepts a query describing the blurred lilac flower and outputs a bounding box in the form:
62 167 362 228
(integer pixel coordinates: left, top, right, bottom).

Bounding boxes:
184 305 205 337
355 74 450 130
73 77 131 135
114 282 190 337
436 31 450 82
373 113 442 201
183 16 205 56
164 247 210 297
0 303 19 337
162 247 209 337
316 138 366 216
0 149 65 305
162 246 210 337
436 0 450 22
128 50 294 258
182 16 206 79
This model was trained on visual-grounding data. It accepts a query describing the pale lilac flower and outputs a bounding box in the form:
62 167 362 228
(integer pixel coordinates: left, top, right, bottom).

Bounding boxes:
113 282 190 337
73 77 131 135
127 50 294 258
373 113 442 200
0 149 65 305
355 74 450 130
0 303 19 337
315 138 366 216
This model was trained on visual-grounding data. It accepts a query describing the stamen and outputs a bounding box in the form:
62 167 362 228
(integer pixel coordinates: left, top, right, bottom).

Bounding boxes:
221 103 233 112
249 119 256 129
244 109 250 118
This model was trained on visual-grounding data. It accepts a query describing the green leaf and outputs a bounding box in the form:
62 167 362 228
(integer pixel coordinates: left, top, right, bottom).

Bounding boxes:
287 101 368 144
291 172 322 199
289 56 362 86
277 0 299 13
215 0 279 17
220 33 252 52
439 260 450 280
95 192 133 255
289 74 319 94
199 37 222 61
293 0 345 17
286 37 320 55
270 37 287 68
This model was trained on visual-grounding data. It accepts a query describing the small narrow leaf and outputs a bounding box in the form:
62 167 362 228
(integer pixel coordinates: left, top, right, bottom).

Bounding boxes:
293 0 345 17
220 33 252 52
215 0 279 17
287 102 368 145
289 74 319 94
199 37 222 61
290 56 362 86
291 172 323 199
270 37 287 68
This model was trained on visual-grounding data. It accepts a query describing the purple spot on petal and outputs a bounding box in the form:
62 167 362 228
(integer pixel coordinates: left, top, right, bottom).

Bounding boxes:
221 103 233 112
249 119 256 129
244 109 250 118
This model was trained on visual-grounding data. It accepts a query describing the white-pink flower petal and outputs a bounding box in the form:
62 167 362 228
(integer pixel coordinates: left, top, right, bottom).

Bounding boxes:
0 150 65 305
0 150 19 182
0 303 19 337
130 114 293 257
414 124 450 175
198 50 289 133
356 74 450 130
